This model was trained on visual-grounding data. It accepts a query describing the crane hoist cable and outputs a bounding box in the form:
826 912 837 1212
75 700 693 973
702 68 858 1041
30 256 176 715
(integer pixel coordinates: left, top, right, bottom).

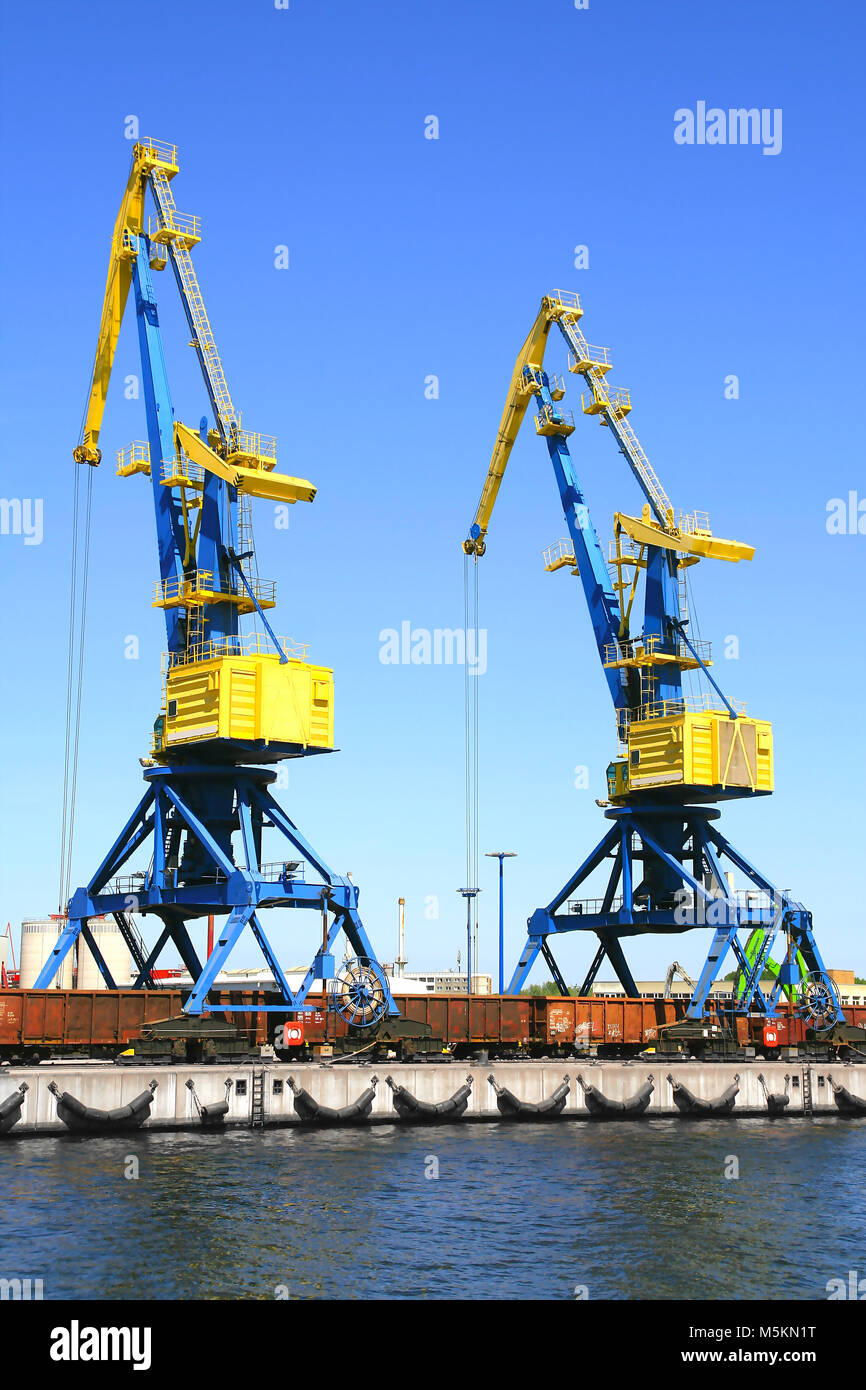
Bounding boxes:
58 464 80 911
58 460 95 912
463 553 480 932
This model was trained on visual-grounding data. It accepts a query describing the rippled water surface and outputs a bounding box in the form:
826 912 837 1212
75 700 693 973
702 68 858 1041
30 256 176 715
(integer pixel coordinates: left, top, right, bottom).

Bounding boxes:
2 1117 865 1299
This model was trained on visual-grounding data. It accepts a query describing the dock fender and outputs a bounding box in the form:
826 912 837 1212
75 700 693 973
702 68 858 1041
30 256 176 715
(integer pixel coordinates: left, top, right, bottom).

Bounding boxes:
0 1082 29 1135
186 1076 233 1125
487 1072 570 1120
384 1074 473 1121
48 1079 158 1132
757 1072 790 1114
576 1072 654 1118
827 1074 866 1114
667 1072 739 1115
288 1074 379 1125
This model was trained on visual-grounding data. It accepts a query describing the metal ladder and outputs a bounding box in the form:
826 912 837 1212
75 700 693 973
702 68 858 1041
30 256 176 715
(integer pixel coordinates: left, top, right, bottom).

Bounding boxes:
250 1069 266 1128
677 563 690 623
112 911 156 988
149 171 237 441
235 492 257 589
801 1066 813 1116
554 316 675 527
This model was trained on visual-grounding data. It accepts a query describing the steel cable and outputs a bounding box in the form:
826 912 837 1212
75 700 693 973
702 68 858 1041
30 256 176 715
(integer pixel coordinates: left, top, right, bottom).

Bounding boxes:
58 464 81 911
62 467 95 912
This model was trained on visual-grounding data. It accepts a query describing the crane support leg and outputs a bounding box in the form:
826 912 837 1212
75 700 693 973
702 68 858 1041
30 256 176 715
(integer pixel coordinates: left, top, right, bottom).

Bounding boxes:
578 941 607 997
504 803 842 1026
539 938 570 997
40 763 397 1019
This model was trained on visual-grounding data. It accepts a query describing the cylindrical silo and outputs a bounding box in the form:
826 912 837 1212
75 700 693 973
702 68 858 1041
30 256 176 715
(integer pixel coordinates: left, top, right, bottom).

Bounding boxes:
76 917 132 990
19 919 73 989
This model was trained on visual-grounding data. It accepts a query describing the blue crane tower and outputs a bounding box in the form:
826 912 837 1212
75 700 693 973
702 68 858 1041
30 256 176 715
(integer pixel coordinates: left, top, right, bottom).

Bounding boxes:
464 290 842 1033
37 138 396 1028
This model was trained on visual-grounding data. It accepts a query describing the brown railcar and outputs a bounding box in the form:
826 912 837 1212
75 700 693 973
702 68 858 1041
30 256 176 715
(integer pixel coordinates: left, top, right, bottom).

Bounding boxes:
1 988 864 1060
0 989 185 1058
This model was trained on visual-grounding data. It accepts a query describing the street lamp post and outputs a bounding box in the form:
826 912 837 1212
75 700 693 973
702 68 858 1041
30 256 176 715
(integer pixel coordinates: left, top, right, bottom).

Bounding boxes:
486 851 517 994
457 888 480 995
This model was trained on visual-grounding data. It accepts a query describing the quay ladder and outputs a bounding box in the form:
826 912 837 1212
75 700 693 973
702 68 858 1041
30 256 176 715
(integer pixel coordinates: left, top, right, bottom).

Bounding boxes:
801 1066 813 1116
250 1068 266 1128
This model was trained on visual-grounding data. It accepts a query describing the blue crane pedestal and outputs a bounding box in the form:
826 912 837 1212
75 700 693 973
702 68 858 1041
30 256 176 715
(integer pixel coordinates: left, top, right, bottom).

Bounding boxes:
507 804 841 1026
36 764 397 1019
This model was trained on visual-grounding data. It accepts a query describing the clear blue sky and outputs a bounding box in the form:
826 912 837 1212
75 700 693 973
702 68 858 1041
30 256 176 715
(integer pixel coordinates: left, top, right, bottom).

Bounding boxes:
1 0 864 985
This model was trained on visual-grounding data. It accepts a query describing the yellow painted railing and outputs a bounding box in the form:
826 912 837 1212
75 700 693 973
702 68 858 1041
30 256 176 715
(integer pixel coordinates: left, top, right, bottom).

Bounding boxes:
634 693 746 723
603 634 712 668
166 633 309 669
545 288 582 319
162 456 205 488
153 571 276 607
229 429 278 463
535 403 575 434
543 538 576 571
148 211 201 245
116 441 151 476
567 342 611 374
135 137 178 170
678 510 711 536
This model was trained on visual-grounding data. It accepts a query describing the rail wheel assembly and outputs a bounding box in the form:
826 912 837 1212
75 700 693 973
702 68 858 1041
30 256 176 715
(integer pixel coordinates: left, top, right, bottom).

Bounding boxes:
330 959 389 1027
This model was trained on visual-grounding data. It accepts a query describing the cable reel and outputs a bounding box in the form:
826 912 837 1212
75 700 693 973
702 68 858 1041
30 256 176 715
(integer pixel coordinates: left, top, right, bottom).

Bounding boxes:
796 972 840 1033
329 958 389 1028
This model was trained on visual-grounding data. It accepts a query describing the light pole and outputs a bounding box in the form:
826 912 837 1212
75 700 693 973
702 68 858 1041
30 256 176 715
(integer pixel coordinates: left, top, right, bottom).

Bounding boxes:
485 851 517 994
457 888 480 995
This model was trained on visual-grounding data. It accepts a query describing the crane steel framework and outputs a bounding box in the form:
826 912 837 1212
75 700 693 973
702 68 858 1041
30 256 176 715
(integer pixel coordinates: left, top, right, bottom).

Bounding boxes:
37 139 396 1022
464 290 841 1031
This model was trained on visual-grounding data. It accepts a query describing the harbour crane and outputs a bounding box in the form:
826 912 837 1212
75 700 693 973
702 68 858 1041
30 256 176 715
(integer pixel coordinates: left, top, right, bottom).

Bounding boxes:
464 290 841 1031
37 138 396 1025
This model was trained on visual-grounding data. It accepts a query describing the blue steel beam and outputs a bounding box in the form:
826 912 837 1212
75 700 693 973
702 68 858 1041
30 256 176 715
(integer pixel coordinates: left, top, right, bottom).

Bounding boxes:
32 918 82 988
160 783 237 881
131 242 185 653
86 787 155 896
251 786 342 888
506 937 543 995
183 905 256 1014
534 383 628 714
80 921 118 990
133 923 172 988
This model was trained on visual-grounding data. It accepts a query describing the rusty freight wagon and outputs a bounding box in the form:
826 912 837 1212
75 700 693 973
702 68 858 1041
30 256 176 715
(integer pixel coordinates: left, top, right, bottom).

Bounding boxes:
2 989 864 1062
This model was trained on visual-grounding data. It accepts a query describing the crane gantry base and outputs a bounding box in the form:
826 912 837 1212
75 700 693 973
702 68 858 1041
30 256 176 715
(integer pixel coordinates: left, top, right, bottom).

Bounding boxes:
506 804 842 1026
36 764 397 1019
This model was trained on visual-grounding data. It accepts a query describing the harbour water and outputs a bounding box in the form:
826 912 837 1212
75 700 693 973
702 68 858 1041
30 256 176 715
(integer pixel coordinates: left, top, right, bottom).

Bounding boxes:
3 1116 865 1300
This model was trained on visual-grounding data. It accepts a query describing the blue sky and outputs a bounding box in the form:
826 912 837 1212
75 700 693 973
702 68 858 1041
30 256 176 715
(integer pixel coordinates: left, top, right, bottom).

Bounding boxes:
1 0 864 986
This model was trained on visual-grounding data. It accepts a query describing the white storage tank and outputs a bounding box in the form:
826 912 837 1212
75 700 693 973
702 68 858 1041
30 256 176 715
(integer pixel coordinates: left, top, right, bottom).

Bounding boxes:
76 917 133 990
19 919 73 989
